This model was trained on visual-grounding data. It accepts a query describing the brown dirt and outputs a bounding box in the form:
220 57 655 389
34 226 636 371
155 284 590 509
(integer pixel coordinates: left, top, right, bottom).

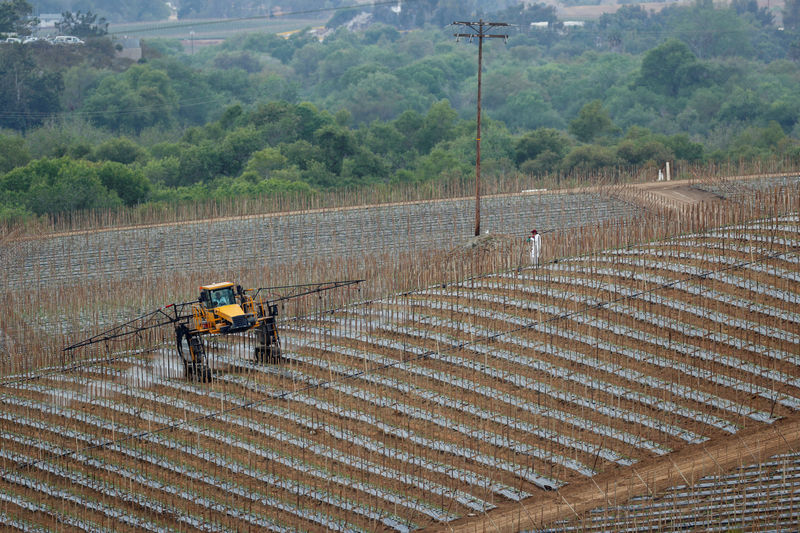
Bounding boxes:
428 412 800 532
635 181 725 206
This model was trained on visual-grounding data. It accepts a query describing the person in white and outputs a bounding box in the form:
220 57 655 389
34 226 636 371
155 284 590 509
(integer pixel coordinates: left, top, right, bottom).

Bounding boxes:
528 229 541 266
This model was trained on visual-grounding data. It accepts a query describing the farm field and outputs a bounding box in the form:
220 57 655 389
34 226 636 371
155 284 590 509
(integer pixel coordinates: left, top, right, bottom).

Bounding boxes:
544 449 800 531
0 177 798 531
1 190 641 289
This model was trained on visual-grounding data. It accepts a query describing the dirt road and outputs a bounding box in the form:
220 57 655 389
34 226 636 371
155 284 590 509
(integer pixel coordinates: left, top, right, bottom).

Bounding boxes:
430 413 800 532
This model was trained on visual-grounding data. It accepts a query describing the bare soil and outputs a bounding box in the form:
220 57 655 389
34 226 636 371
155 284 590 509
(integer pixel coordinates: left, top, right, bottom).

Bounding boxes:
635 181 726 206
431 412 800 532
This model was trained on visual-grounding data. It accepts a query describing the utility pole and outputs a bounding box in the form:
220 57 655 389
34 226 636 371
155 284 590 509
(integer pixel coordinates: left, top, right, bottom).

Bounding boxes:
454 19 508 236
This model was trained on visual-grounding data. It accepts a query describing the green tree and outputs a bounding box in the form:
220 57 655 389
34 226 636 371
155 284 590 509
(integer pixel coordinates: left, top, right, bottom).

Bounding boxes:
666 133 704 161
340 71 411 123
313 124 356 175
414 146 469 182
665 0 754 58
1 157 121 215
177 142 222 184
0 133 29 172
730 121 792 159
393 109 425 152
568 100 618 142
142 156 181 187
520 150 563 175
0 46 63 130
363 24 401 45
295 102 333 142
280 140 324 171
716 88 766 123
301 159 336 188
362 120 405 156
244 147 287 179
61 64 104 113
217 126 264 176
93 137 147 164
82 64 177 132
514 128 571 166
96 162 151 206
0 0 36 36
561 145 616 172
341 149 389 184
495 90 566 132
213 51 261 73
55 10 108 38
637 39 708 96
416 100 458 153
149 57 218 126
615 139 673 166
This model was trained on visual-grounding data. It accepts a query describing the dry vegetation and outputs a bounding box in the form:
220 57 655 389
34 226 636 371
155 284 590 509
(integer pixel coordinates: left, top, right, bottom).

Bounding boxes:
544 448 800 531
0 168 799 531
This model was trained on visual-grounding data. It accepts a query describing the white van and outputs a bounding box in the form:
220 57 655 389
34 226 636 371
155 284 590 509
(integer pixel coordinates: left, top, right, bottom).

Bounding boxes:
53 35 84 44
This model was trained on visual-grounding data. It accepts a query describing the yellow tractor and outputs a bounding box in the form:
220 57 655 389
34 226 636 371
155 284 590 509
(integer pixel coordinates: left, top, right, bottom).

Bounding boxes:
175 282 282 381
65 280 362 382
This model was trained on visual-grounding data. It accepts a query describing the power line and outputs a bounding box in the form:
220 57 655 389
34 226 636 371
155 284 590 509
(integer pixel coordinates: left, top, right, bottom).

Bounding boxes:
453 20 509 238
0 95 228 120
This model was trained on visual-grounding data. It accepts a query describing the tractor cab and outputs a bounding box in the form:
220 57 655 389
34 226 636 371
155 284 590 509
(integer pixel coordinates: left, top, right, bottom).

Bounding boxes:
197 282 255 333
200 283 236 308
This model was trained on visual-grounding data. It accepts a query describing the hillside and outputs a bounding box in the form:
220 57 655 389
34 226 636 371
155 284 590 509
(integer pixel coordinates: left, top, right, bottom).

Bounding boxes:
0 178 798 531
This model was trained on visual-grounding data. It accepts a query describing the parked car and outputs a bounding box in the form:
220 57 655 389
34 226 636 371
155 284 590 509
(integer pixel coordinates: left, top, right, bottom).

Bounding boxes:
3 37 22 43
53 35 84 44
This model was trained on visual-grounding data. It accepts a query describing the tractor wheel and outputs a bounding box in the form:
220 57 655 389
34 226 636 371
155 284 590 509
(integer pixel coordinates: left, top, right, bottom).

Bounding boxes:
196 365 212 383
185 362 212 382
269 344 282 362
255 345 282 364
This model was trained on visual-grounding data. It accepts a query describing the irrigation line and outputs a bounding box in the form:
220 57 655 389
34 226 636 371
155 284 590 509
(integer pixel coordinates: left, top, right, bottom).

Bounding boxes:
0 239 796 488
0 211 640 388
0 348 158 389
0 283 361 388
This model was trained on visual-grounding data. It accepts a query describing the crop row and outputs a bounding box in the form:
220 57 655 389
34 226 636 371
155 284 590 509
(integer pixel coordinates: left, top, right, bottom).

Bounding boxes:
0 208 798 530
1 192 639 289
0 385 419 532
544 451 800 532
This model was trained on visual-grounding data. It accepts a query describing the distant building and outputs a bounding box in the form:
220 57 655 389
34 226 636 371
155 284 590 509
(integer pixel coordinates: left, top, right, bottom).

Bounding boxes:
530 20 585 30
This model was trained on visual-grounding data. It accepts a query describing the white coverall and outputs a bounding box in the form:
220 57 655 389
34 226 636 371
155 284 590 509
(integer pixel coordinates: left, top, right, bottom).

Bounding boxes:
529 233 541 266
